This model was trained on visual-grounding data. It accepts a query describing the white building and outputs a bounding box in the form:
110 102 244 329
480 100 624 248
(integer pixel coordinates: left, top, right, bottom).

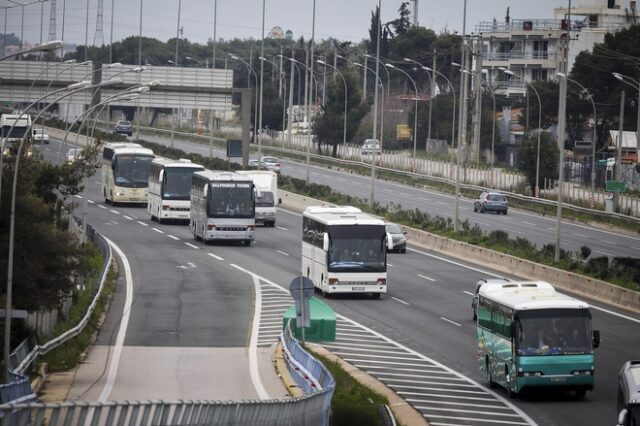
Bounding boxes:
477 0 636 96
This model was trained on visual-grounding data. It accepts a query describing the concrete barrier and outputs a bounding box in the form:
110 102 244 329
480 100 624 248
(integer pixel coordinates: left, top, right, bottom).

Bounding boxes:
278 189 640 314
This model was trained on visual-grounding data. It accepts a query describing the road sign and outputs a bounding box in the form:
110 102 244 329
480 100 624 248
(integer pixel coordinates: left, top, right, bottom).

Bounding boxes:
289 276 314 330
605 180 626 192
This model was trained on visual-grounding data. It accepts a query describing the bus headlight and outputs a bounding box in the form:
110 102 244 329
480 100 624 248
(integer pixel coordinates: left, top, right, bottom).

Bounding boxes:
207 224 216 231
518 371 544 377
571 370 593 376
376 278 387 285
329 278 339 285
247 225 255 231
115 191 125 197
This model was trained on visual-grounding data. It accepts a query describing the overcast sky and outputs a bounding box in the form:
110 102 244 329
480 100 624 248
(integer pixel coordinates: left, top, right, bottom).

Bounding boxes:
4 0 567 46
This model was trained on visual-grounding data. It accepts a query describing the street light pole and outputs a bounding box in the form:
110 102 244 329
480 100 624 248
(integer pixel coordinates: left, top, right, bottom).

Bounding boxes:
354 62 386 152
559 72 598 199
425 66 456 163
404 57 434 153
317 59 348 147
305 0 316 184
230 54 259 158
258 0 266 164
464 69 496 178
454 0 468 232
502 68 542 196
370 0 382 207
385 63 418 169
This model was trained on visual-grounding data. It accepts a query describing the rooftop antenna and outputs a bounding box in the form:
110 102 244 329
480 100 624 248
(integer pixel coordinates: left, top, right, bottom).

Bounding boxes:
94 0 104 46
48 0 57 41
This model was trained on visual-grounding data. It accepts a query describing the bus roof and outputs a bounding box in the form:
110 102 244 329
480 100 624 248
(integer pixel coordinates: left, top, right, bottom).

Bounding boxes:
104 142 142 150
479 281 590 311
193 170 253 183
303 205 384 226
151 157 204 169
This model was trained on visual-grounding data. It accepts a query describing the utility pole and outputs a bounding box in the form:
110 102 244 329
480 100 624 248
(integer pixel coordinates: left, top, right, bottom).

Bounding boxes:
614 90 625 212
427 49 435 149
471 35 483 164
363 55 368 100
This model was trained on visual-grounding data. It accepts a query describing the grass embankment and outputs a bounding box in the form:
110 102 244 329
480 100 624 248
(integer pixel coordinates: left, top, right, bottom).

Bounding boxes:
307 349 390 426
40 244 117 371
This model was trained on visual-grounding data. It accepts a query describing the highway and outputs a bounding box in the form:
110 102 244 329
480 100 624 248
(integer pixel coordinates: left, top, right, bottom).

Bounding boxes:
38 139 640 425
137 130 640 261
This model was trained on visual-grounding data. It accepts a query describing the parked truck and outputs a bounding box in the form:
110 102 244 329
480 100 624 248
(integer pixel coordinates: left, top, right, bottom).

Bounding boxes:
237 170 279 227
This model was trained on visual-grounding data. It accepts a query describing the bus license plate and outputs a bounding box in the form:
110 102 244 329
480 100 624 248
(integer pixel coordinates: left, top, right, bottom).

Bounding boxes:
352 287 365 291
550 377 566 382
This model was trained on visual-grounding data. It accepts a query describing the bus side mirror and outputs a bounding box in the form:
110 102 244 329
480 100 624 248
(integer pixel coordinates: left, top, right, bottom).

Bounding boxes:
592 329 600 349
386 233 394 250
323 233 329 252
510 322 517 338
617 409 628 426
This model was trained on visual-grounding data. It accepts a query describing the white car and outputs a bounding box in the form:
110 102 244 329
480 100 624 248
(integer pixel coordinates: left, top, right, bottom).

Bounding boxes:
65 148 81 164
249 156 281 173
32 128 49 144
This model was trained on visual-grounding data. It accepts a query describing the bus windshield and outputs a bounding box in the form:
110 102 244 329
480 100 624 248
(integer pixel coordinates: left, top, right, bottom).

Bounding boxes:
328 225 386 273
256 191 274 207
114 155 153 188
162 167 198 200
206 182 254 218
515 309 592 356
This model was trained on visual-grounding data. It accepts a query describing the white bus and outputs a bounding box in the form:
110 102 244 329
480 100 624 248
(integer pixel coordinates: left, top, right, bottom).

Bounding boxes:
101 142 154 205
477 280 600 398
147 158 204 223
190 170 256 245
302 206 393 298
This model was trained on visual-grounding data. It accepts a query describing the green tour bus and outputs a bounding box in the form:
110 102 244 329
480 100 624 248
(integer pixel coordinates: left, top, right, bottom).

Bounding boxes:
476 280 600 398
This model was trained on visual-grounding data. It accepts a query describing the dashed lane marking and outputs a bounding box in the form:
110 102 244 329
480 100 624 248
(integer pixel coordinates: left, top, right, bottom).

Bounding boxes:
207 253 224 261
418 273 436 282
276 225 288 231
110 209 120 215
136 221 148 227
276 250 289 256
167 235 179 240
184 242 199 249
440 317 462 327
391 297 410 305
152 227 164 234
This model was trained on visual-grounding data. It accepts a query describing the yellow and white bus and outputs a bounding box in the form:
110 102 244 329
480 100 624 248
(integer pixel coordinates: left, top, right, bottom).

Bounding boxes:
101 142 154 204
302 206 393 299
147 158 204 223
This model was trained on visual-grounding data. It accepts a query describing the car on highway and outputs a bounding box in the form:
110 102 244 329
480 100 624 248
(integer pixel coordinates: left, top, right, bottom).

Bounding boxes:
361 138 381 155
385 222 407 253
473 191 508 214
471 277 510 320
249 156 281 173
114 120 133 136
65 148 81 164
32 128 49 144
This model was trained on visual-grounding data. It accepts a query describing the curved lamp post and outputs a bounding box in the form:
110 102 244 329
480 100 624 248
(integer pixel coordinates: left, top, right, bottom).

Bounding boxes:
404 57 434 151
558 72 598 199
230 53 259 153
0 39 62 61
501 68 542 197
385 63 419 168
354 62 385 153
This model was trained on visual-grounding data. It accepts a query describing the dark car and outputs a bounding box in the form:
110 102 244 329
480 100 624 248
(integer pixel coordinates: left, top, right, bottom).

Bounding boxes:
385 222 407 253
473 191 508 214
114 120 133 136
472 277 510 320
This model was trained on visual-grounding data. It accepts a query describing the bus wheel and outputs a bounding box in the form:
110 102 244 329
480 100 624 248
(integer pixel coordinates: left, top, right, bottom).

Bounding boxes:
505 366 517 399
574 389 586 398
486 358 495 388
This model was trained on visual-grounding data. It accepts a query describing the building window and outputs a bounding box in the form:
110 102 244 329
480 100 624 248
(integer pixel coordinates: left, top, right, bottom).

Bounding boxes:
533 40 549 59
531 69 548 81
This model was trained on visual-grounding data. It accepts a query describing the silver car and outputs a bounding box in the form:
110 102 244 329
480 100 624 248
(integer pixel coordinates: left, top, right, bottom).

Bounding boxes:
385 222 407 253
473 191 508 214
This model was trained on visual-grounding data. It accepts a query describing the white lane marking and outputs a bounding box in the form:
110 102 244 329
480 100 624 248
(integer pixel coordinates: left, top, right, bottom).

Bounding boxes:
276 250 289 257
463 290 474 296
573 233 588 238
187 262 196 268
230 264 270 400
589 303 640 324
185 242 199 249
110 209 120 215
98 205 107 209
176 265 188 269
383 188 393 192
418 274 436 282
167 235 179 240
547 227 555 231
88 200 95 204
136 221 148 227
633 247 640 251
593 250 615 257
99 238 133 402
602 240 616 245
419 197 430 202
151 227 164 234
391 297 410 306
94 180 100 185
74 194 83 199
440 317 462 327
207 252 224 261
123 215 133 220
234 265 535 425
407 247 505 278
400 192 410 196
387 263 394 267
522 221 536 226
276 225 288 231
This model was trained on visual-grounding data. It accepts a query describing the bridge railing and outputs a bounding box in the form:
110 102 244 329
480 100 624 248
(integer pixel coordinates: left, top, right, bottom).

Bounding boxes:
0 321 335 426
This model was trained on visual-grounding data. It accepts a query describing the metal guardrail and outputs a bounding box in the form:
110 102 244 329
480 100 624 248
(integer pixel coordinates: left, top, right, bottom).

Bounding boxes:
98 120 640 224
9 224 113 376
0 320 335 426
0 372 35 405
